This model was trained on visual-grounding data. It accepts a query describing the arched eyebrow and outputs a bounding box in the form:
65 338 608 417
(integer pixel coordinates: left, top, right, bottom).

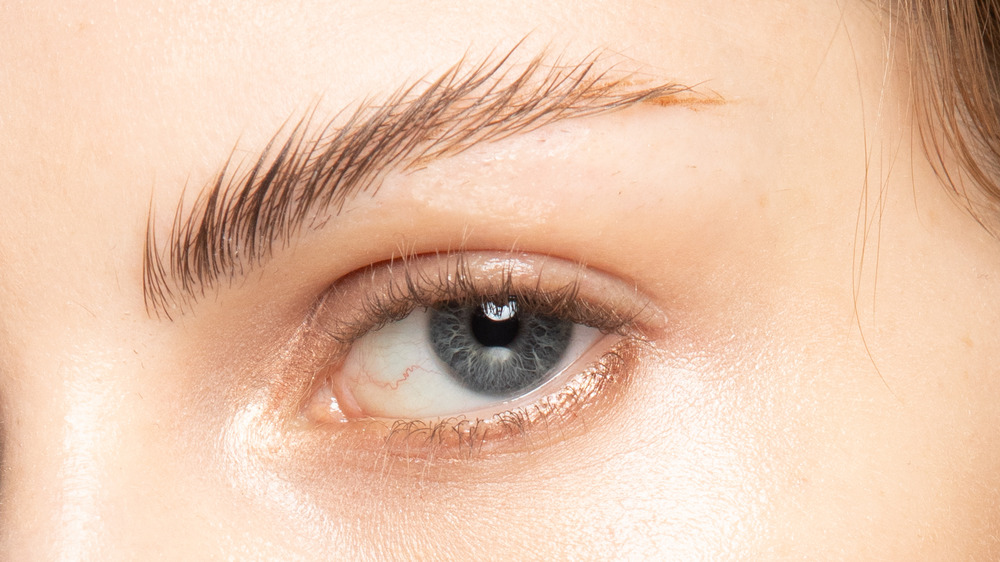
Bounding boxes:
143 48 703 319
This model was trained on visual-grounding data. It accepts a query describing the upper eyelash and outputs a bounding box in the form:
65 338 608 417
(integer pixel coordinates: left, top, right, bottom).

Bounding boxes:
313 252 640 346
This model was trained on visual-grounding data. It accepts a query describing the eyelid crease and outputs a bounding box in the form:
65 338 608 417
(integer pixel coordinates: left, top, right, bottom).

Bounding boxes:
308 251 664 347
143 42 706 320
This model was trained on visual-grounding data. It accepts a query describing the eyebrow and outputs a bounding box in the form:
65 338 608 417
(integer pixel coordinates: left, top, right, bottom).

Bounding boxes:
143 48 700 319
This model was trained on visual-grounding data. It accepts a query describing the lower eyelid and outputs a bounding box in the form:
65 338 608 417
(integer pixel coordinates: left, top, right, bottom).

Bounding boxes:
294 334 651 463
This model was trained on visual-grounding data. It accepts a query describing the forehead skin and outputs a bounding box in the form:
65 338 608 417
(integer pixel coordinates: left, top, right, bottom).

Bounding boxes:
2 0 1000 560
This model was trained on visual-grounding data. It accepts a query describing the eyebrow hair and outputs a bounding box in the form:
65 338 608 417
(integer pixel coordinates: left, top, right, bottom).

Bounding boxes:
143 48 699 319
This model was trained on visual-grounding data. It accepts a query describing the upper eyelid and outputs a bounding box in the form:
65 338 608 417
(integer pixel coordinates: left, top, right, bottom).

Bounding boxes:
308 251 665 346
142 46 702 320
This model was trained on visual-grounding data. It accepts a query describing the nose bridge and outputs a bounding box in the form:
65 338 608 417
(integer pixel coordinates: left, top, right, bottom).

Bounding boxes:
0 349 129 560
57 371 117 552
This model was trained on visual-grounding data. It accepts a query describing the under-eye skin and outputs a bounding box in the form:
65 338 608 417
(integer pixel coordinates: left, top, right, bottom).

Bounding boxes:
297 252 662 458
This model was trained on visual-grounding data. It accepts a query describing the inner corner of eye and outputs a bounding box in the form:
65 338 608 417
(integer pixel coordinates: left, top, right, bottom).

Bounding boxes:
310 295 610 423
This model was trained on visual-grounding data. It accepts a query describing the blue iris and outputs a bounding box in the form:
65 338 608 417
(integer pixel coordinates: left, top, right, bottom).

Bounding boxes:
429 297 573 397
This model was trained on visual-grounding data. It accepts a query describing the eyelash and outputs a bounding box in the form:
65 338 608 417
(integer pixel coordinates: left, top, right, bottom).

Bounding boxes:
321 253 636 342
299 252 657 460
379 347 631 459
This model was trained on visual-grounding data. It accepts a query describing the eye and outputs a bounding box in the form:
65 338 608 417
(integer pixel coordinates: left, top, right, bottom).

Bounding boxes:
334 296 604 419
302 252 660 452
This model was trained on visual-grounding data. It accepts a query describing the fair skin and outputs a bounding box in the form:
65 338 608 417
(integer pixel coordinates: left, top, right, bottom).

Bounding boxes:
2 0 999 559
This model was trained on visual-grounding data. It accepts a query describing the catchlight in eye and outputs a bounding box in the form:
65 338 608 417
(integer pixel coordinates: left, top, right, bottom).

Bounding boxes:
429 296 573 397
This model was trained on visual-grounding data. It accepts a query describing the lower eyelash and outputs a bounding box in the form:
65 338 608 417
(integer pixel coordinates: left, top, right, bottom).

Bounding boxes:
346 337 645 462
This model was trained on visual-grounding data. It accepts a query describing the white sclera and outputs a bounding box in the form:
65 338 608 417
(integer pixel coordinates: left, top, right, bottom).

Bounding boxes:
339 308 603 419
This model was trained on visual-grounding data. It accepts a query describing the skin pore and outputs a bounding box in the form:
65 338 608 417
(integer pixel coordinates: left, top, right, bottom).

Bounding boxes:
2 0 1000 560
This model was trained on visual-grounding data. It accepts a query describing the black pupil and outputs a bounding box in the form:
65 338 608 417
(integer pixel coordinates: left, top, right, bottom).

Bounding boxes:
429 296 572 396
470 299 520 347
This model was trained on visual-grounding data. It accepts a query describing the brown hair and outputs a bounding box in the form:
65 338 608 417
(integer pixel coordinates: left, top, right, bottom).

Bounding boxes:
894 0 1000 227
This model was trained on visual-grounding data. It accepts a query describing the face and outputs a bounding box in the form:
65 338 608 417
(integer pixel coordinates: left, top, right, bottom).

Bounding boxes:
2 0 999 559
